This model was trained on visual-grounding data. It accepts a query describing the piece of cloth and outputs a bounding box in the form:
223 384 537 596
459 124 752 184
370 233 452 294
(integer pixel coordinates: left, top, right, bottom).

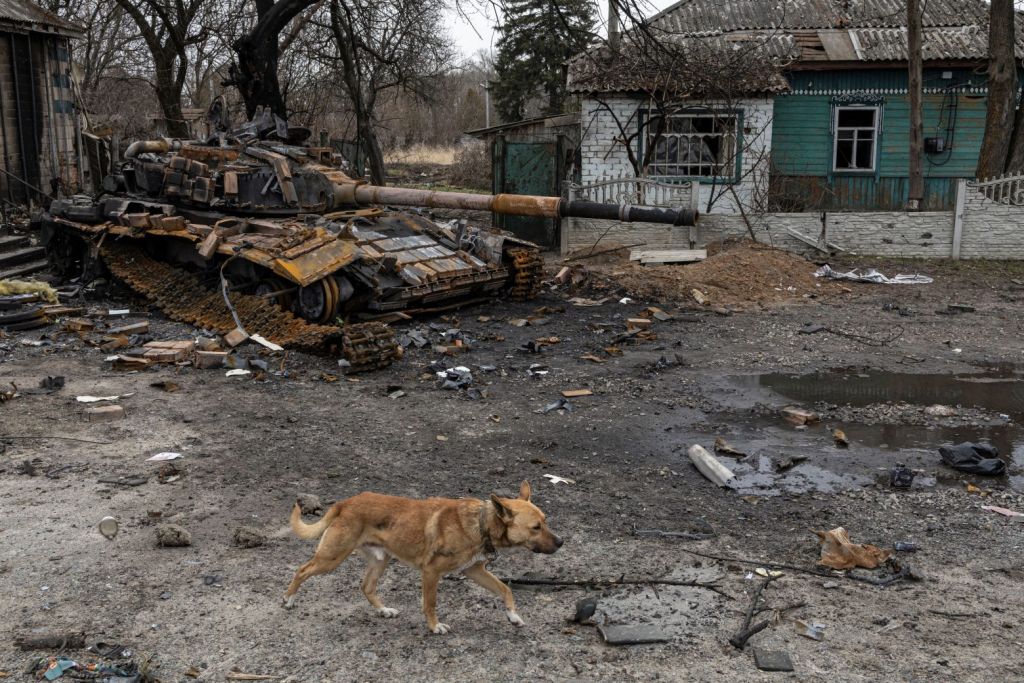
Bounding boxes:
939 442 1006 476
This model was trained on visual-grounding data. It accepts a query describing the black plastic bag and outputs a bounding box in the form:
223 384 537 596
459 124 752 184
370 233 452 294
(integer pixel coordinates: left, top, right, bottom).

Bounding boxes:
938 442 1006 476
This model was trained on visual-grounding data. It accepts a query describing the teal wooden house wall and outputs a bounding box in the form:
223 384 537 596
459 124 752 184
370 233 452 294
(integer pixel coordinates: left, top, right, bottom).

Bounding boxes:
770 68 989 211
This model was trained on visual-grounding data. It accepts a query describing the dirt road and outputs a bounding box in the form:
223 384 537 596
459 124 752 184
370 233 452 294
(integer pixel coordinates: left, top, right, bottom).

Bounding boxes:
1 249 1022 681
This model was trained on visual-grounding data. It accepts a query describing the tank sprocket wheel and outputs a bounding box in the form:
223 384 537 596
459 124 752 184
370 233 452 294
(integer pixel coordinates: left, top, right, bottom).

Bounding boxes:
99 241 399 372
506 247 544 300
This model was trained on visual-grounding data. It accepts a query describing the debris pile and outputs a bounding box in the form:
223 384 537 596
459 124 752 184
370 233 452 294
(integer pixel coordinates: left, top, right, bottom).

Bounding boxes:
587 240 842 309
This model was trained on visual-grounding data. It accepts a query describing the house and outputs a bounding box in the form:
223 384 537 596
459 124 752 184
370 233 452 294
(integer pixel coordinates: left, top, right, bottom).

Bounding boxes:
0 0 82 205
568 0 1018 212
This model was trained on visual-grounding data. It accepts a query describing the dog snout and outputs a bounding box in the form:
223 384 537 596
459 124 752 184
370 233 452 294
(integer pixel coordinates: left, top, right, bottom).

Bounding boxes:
554 535 563 548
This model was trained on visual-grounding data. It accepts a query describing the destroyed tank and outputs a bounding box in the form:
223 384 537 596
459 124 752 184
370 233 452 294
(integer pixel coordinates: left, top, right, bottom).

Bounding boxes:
40 108 698 371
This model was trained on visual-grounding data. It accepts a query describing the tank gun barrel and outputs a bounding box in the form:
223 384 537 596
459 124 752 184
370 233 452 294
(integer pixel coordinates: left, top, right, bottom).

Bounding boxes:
348 185 698 226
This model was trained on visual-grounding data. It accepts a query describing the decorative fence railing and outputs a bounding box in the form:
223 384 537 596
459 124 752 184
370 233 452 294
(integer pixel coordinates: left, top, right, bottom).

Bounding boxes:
970 173 1024 205
565 176 700 209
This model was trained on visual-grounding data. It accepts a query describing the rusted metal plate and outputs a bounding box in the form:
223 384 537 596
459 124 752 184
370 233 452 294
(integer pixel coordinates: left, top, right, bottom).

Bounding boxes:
269 239 357 287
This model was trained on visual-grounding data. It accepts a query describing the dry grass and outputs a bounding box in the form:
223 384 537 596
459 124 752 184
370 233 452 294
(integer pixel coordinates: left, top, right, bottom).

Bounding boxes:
383 144 456 165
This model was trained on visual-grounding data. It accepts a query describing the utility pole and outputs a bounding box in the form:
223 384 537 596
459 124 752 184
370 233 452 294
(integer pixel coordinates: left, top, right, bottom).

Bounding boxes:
481 82 491 128
907 0 924 210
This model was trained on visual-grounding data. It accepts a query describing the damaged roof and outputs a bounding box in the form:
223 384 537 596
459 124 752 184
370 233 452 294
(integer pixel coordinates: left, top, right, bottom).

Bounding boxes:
0 0 83 37
569 0 1021 95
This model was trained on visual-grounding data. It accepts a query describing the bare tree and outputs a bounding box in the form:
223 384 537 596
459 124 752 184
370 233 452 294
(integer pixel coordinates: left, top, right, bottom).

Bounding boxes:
112 0 210 137
302 0 454 183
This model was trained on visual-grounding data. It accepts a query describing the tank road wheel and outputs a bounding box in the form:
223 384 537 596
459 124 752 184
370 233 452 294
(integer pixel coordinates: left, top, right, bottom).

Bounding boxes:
254 277 295 311
505 247 544 300
43 229 93 280
294 279 339 324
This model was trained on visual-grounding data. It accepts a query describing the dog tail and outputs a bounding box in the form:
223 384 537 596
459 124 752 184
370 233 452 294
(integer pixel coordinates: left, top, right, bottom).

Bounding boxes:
290 502 341 540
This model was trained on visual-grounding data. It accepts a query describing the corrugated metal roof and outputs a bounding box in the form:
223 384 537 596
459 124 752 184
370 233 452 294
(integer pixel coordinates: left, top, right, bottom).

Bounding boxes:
0 0 82 36
567 35 793 95
650 0 990 34
569 0 1015 94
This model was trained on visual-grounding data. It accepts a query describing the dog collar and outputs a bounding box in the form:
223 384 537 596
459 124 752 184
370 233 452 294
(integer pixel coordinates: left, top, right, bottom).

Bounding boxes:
478 501 497 561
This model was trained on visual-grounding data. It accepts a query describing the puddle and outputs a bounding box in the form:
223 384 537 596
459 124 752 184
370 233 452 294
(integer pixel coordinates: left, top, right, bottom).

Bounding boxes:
712 369 1024 493
748 369 1024 415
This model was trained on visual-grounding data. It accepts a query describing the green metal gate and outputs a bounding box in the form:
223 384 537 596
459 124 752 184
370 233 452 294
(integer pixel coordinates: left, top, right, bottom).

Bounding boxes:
492 136 563 248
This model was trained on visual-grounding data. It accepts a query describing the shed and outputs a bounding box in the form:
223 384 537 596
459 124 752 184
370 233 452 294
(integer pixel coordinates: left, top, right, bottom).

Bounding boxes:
0 0 82 206
466 113 580 248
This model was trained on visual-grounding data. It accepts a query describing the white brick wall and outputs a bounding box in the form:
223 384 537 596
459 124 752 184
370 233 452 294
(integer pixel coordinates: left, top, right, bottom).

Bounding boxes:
566 212 952 258
959 189 1024 259
579 95 774 214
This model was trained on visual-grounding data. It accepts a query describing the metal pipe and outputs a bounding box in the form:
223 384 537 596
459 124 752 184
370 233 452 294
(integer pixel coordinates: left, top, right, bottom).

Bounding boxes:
349 183 698 226
124 139 174 159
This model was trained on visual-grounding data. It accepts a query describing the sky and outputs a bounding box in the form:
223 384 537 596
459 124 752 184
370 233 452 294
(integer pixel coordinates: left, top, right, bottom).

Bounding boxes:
445 0 680 59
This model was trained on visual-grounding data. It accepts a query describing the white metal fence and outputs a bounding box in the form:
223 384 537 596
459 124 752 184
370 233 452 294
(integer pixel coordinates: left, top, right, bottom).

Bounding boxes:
970 173 1024 205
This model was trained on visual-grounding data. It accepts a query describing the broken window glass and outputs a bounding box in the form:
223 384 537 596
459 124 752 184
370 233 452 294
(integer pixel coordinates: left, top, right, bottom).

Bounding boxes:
646 111 738 180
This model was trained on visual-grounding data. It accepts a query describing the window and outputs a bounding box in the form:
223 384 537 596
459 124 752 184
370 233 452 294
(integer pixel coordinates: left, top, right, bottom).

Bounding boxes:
833 106 878 172
646 111 738 180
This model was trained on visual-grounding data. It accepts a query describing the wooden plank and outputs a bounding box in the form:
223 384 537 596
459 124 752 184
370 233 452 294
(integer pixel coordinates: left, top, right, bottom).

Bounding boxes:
630 249 707 264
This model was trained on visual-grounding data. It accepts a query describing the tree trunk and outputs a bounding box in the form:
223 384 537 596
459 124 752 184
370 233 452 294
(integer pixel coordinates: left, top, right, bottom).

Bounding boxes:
230 34 287 119
977 0 1017 178
229 0 319 119
152 50 189 138
358 113 386 185
906 0 924 209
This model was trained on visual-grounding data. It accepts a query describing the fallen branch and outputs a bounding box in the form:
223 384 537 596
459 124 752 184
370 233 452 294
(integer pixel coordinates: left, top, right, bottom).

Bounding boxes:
729 576 775 649
15 632 86 651
501 576 732 599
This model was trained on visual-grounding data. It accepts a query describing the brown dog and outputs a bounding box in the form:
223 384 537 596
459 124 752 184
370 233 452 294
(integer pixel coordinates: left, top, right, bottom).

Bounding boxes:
283 480 561 634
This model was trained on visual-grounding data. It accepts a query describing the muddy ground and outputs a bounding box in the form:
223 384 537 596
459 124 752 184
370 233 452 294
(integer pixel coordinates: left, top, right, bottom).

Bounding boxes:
1 247 1023 682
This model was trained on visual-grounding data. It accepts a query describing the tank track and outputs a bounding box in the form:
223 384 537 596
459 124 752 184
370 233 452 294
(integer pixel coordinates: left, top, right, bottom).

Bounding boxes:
506 247 544 300
101 241 399 371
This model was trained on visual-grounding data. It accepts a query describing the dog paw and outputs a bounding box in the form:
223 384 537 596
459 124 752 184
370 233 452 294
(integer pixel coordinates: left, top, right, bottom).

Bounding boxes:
377 607 399 618
506 610 525 627
431 622 451 635
282 595 295 609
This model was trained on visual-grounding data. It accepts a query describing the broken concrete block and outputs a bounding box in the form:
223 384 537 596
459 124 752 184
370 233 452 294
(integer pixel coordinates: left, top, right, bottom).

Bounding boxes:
296 493 324 515
194 350 228 369
195 337 221 352
84 405 124 422
753 648 794 672
155 524 192 547
233 526 267 549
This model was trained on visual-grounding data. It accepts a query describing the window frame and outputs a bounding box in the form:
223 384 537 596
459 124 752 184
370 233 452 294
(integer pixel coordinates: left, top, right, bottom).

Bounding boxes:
640 107 743 184
831 105 880 173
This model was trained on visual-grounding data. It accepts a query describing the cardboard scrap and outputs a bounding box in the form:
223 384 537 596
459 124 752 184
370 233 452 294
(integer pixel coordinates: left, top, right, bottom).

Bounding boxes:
814 527 891 570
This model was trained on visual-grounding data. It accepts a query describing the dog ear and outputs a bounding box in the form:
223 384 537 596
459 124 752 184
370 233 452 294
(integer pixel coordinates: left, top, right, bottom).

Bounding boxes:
490 494 514 520
519 480 532 501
